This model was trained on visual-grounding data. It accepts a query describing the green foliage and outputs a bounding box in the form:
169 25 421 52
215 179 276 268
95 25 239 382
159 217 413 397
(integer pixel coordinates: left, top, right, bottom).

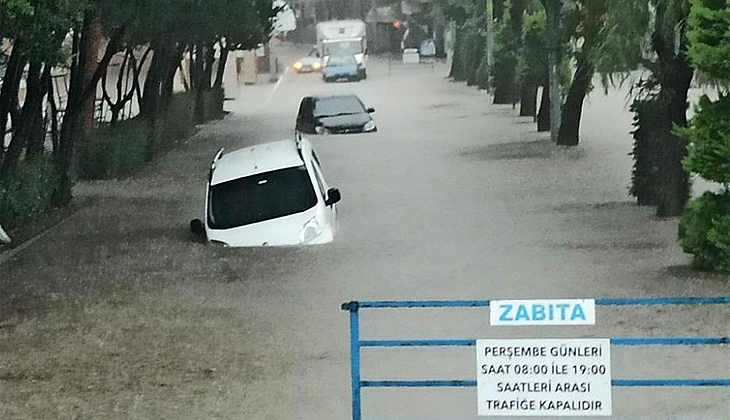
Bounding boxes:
677 95 730 185
687 0 730 83
517 8 571 90
679 192 730 273
451 16 487 84
78 118 151 180
475 50 491 89
629 97 663 205
464 22 487 86
0 0 35 21
161 92 197 145
492 10 518 88
594 0 651 86
430 0 474 24
78 90 220 180
0 155 57 228
125 0 278 51
518 8 547 83
0 0 87 64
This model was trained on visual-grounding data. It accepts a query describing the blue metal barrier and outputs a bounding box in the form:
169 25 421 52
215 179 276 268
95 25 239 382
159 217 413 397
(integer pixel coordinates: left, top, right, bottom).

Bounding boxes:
341 297 730 420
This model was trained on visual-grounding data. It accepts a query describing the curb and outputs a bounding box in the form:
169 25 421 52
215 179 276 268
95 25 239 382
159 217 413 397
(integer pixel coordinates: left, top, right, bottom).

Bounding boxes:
0 214 74 265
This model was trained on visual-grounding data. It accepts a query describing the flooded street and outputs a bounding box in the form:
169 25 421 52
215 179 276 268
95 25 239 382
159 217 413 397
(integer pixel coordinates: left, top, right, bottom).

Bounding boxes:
1 44 728 419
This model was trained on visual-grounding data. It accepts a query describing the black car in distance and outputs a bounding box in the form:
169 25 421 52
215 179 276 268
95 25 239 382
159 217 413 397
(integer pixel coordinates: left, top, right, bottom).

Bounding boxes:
296 95 377 135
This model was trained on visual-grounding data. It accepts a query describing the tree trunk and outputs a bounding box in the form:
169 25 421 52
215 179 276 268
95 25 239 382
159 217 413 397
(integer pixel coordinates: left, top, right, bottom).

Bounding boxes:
79 11 103 145
537 83 550 132
519 82 537 117
449 25 464 80
466 31 484 87
195 43 215 123
557 58 594 146
55 27 84 206
655 60 693 217
131 47 151 115
202 43 215 91
162 43 184 111
55 18 125 206
1 62 43 178
542 0 562 141
0 41 26 164
141 40 179 157
649 1 694 217
492 63 517 103
26 64 53 159
48 78 60 155
141 45 162 120
214 44 230 89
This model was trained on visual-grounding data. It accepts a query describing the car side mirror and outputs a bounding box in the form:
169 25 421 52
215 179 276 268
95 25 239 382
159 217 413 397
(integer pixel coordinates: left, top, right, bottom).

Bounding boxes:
325 188 341 206
190 219 205 236
367 107 375 113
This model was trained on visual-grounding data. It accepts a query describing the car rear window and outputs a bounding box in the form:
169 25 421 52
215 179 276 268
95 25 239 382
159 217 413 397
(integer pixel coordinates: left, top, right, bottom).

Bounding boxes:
208 165 317 229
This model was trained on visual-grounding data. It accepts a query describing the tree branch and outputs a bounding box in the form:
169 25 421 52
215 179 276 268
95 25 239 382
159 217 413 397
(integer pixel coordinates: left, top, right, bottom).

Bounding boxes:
80 25 127 103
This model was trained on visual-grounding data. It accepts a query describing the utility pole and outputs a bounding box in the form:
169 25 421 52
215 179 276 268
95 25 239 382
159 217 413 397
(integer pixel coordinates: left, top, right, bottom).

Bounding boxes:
486 0 494 92
544 0 562 142
268 38 278 83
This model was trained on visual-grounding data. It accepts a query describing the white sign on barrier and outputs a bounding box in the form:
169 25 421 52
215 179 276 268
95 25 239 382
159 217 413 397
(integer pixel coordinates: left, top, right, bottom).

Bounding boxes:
476 338 612 416
490 299 596 326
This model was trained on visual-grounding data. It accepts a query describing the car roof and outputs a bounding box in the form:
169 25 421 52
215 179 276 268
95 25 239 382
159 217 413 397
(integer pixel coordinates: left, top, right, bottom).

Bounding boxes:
211 139 308 185
309 94 360 101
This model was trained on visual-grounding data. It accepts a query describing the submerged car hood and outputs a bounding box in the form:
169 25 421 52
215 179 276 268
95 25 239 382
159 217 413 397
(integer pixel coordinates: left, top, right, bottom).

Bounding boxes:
206 207 319 247
317 113 370 128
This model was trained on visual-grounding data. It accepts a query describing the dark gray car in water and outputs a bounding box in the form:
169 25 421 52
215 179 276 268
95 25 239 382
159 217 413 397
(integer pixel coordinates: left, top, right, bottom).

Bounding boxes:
295 95 377 135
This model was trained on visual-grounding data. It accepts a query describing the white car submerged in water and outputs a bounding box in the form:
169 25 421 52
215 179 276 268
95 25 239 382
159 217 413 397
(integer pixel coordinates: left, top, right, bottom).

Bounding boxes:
191 138 341 247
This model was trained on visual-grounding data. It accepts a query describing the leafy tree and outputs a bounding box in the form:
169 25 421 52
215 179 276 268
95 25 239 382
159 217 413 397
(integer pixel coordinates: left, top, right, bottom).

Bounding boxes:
492 0 527 104
437 0 505 81
0 0 87 177
676 0 730 272
596 0 695 217
0 0 278 228
556 0 609 146
516 4 546 117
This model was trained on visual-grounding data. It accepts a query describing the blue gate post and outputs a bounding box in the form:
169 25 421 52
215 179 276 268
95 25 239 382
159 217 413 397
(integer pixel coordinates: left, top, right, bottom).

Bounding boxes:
342 301 362 420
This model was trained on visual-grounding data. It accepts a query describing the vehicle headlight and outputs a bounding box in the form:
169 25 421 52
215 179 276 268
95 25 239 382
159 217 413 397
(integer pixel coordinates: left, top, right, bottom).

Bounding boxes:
363 120 376 132
315 126 329 135
312 62 321 70
300 217 322 243
293 62 303 70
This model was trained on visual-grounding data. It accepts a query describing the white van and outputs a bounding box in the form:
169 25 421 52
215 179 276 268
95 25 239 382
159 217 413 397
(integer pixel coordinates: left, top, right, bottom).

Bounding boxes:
191 138 341 247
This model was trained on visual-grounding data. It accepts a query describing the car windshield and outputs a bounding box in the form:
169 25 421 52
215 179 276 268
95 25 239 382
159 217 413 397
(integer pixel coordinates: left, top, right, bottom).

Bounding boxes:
208 165 317 229
324 40 362 56
327 55 356 66
314 96 364 117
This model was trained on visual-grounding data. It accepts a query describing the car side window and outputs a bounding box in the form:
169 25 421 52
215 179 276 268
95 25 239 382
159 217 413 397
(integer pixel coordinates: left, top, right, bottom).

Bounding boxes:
310 155 327 198
307 99 315 118
297 100 307 121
